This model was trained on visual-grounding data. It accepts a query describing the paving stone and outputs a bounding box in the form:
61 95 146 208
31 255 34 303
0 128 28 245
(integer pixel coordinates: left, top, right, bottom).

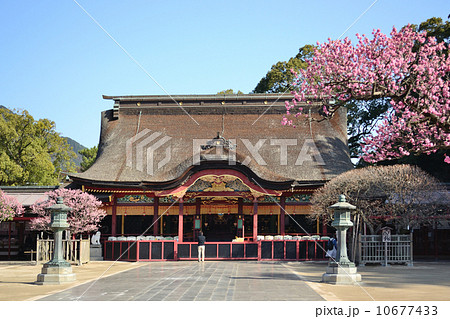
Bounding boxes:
37 261 324 301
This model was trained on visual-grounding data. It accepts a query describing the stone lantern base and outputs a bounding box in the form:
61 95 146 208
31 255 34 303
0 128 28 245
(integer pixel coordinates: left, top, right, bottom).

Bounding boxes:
35 264 76 285
322 262 361 285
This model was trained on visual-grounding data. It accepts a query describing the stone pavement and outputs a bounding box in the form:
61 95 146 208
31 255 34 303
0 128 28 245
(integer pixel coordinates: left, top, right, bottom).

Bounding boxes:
287 261 450 301
0 261 143 301
37 261 324 301
1 260 449 301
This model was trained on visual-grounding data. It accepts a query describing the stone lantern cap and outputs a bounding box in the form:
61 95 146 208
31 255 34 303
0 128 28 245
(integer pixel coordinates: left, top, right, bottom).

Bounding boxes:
328 195 356 211
47 197 71 229
46 197 72 213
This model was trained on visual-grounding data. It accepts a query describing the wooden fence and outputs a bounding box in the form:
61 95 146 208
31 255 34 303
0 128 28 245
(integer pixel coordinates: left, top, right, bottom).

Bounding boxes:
358 234 413 266
36 237 90 265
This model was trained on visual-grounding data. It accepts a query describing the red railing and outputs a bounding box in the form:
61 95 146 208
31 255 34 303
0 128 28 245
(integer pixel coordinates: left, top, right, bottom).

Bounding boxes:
104 240 329 262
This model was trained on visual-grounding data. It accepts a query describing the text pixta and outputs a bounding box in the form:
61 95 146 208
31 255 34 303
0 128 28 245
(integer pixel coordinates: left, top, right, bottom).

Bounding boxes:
316 306 359 318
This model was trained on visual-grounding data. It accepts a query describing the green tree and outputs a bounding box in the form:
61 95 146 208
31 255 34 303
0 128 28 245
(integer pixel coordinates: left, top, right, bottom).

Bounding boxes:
0 108 76 185
413 16 450 45
217 89 244 95
253 44 315 93
79 145 98 172
347 99 390 159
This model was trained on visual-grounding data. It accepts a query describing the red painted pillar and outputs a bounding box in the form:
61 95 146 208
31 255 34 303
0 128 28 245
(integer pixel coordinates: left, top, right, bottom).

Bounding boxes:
153 197 159 236
111 199 117 236
280 196 286 236
253 199 258 242
178 198 184 243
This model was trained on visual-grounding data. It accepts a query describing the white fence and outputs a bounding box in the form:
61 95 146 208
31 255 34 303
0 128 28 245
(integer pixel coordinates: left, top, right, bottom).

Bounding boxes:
36 237 90 265
358 234 413 266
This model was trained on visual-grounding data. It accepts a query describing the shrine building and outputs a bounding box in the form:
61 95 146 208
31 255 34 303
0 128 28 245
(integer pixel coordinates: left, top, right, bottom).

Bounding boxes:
69 94 353 261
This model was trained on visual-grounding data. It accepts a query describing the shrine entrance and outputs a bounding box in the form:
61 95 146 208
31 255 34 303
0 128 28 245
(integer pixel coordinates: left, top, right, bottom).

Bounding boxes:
203 214 238 242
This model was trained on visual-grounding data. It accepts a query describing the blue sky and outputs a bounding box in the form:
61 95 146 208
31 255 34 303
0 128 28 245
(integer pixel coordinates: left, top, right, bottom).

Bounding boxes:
0 0 448 148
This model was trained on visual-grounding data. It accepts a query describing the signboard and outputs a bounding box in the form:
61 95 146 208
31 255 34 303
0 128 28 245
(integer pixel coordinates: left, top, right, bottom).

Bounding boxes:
237 219 243 229
382 228 391 242
194 219 201 230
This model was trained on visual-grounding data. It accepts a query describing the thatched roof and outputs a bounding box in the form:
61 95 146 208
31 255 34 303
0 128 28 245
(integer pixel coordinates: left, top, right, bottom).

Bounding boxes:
71 94 353 190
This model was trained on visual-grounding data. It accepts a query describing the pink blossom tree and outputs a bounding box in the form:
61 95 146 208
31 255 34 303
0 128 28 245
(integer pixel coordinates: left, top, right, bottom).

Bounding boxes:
0 190 24 223
30 188 106 235
284 25 450 163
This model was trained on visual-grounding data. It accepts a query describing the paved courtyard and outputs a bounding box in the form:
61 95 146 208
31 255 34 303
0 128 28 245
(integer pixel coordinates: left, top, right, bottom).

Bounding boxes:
1 260 450 302
37 261 323 301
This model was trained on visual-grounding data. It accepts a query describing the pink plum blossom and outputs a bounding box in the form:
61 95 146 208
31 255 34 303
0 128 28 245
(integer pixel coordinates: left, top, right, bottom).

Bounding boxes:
30 188 106 235
0 190 24 223
284 25 450 163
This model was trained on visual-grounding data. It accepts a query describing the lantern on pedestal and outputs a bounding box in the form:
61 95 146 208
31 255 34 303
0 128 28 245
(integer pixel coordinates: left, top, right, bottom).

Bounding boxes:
322 195 361 284
35 197 76 285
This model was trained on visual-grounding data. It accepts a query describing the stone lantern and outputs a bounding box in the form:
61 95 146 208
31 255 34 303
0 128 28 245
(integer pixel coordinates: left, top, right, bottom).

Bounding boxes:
322 195 361 284
35 197 76 285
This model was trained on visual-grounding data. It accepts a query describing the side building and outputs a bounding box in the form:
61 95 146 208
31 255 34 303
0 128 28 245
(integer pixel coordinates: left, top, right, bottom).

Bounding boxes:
0 186 59 260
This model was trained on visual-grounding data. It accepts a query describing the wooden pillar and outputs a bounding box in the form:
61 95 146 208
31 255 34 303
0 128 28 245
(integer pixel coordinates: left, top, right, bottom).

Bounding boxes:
8 222 12 259
434 221 438 260
178 198 184 243
153 197 159 236
238 198 244 238
277 215 280 234
280 196 286 236
322 216 327 235
195 198 201 240
253 199 258 242
111 200 117 236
